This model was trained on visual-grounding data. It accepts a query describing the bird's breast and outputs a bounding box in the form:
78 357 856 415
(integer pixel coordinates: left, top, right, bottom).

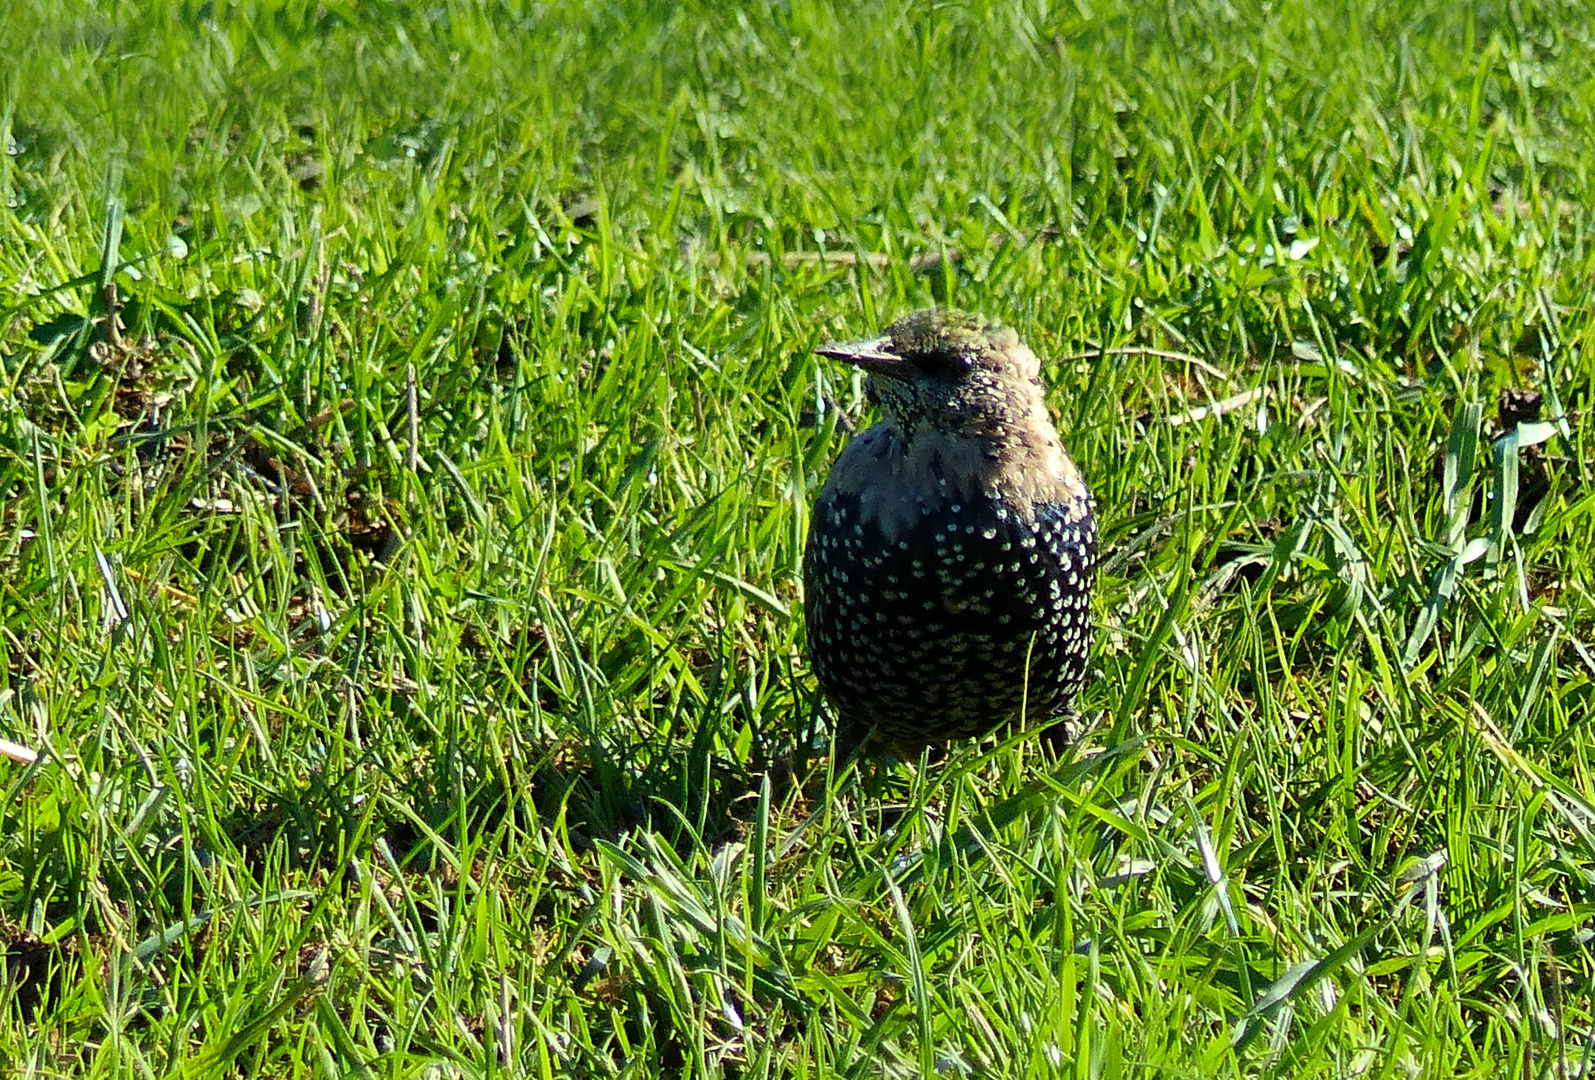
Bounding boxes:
818 421 1089 547
802 480 1097 740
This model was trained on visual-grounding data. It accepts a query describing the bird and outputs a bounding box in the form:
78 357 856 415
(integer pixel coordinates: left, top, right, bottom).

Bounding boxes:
803 308 1096 754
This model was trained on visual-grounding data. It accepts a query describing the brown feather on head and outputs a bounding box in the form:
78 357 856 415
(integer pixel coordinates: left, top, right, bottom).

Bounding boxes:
817 308 1087 536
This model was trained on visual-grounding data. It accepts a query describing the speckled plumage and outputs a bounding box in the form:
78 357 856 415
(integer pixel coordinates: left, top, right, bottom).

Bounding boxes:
803 308 1096 750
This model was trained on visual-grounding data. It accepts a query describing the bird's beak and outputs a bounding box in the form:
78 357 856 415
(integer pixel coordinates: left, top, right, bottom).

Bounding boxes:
816 336 903 375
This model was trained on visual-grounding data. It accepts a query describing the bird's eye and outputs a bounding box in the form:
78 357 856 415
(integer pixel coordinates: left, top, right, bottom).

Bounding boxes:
916 349 975 377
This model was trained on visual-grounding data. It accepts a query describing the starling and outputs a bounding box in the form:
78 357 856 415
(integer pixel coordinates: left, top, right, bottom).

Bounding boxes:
803 308 1096 751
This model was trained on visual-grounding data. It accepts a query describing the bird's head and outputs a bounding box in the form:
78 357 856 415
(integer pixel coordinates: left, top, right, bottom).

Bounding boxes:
817 308 1045 442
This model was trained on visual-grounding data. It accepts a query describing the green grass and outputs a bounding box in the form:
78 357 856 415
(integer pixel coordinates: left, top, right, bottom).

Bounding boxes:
4 0 1595 1075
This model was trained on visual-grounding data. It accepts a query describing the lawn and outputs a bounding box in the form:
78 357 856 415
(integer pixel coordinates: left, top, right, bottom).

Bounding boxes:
4 0 1595 1076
